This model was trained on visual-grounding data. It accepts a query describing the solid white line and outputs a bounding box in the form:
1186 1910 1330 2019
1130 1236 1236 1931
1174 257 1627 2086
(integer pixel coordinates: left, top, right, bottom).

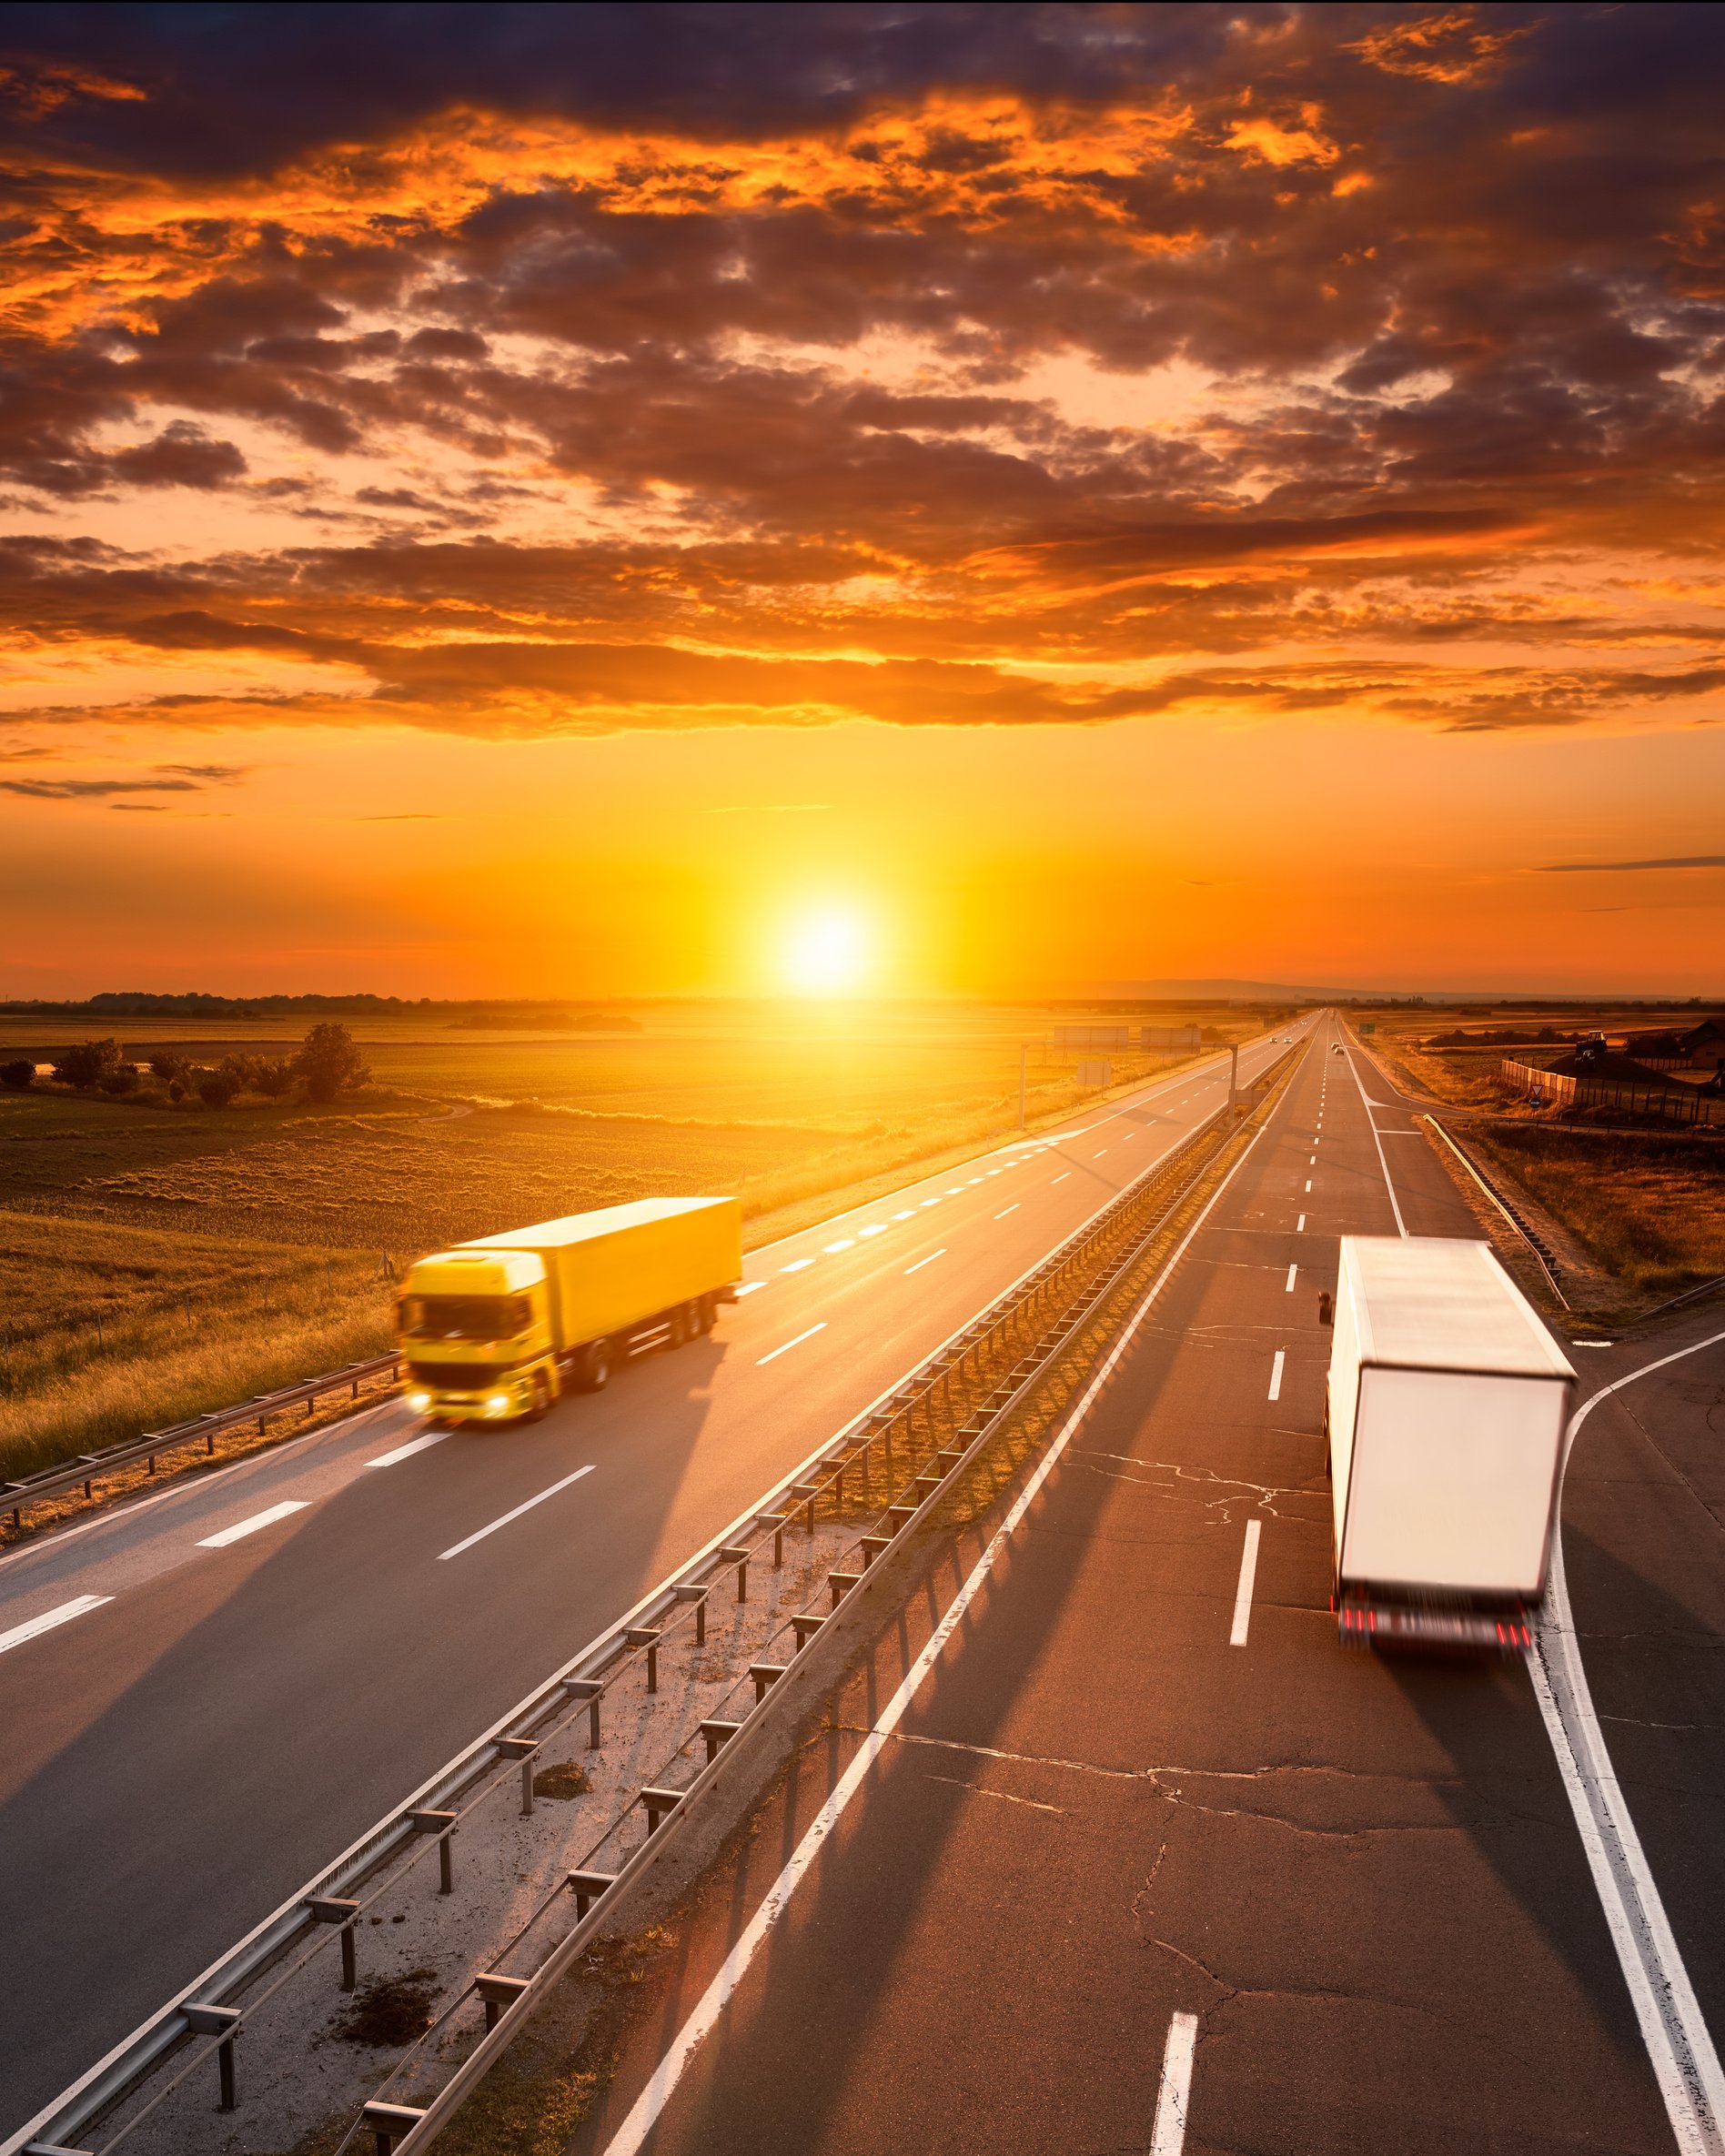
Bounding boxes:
437 1465 595 1560
595 1073 1287 2156
779 1258 814 1273
1531 1329 1725 2153
0 1593 112 1656
1151 2010 1200 2154
1285 1264 1297 1292
757 1324 827 1366
197 1500 309 1549
1296 1214 1306 1232
367 1433 447 1469
1228 1519 1262 1647
903 1250 947 1275
1267 1350 1285 1401
995 1204 1019 1220
1341 1043 1407 1237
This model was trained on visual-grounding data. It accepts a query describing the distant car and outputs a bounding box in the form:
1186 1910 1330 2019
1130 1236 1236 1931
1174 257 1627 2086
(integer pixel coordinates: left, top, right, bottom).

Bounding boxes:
1332 1044 1343 1054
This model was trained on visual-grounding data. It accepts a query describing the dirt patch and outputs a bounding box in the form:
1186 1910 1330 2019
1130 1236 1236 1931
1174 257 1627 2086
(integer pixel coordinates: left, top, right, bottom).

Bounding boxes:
328 1968 441 2048
532 1760 591 1801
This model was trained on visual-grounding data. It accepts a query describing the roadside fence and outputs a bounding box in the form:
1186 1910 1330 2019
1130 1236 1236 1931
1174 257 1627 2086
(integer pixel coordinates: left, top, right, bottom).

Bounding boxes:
1499 1058 1725 1129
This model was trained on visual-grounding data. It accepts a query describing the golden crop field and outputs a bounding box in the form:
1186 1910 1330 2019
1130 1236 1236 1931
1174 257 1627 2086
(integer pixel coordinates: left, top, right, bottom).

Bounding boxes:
0 1001 1252 1490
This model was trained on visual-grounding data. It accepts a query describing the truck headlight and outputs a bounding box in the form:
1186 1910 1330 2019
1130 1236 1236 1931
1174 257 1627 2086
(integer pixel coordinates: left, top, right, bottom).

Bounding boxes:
409 1391 431 1411
487 1393 509 1415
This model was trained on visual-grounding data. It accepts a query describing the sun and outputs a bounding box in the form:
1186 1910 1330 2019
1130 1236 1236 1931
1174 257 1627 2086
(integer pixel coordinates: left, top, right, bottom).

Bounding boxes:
782 906 871 995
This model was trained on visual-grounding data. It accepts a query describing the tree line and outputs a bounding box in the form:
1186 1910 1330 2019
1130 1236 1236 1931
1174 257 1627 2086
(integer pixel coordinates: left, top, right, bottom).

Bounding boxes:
1 1022 373 1107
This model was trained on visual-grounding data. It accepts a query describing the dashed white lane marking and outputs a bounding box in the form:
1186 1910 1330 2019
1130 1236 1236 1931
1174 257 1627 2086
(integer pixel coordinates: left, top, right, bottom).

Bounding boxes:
892 1209 916 1220
368 1433 447 1469
1151 2010 1200 2155
1229 1519 1263 1648
1051 1172 1070 1184
1093 1148 1108 1157
1304 1179 1312 1192
1285 1264 1298 1292
945 1187 966 1195
1267 1350 1285 1401
859 1224 886 1237
995 1204 1020 1220
1308 1154 1316 1165
732 1280 767 1295
438 1464 595 1561
1296 1214 1306 1232
779 1258 814 1273
822 1239 855 1254
197 1499 310 1549
757 1323 828 1366
903 1250 947 1275
0 1594 113 1656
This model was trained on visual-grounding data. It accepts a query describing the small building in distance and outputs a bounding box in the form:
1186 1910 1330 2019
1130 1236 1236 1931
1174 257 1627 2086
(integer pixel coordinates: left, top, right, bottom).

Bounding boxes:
1622 1016 1725 1072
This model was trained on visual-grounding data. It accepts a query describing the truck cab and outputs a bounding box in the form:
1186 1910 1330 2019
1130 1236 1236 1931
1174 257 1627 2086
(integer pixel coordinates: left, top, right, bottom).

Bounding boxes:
398 1249 558 1425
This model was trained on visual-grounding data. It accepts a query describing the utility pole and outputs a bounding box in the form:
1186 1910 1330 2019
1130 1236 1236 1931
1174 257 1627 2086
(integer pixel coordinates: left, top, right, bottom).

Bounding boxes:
1228 1041 1239 1113
1018 1042 1027 1131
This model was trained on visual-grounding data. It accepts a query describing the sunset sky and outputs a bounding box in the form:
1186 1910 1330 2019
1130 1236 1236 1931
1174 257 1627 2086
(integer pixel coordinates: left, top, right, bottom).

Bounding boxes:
2 2 1722 998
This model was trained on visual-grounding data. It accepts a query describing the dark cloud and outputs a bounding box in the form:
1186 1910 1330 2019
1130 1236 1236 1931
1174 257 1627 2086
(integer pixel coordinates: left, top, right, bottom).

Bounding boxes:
1538 856 1725 873
0 5 1721 737
0 775 203 798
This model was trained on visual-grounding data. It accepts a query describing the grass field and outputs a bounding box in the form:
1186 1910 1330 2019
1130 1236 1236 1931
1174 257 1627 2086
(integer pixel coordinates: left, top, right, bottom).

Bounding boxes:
1468 1125 1725 1297
0 1001 1256 1489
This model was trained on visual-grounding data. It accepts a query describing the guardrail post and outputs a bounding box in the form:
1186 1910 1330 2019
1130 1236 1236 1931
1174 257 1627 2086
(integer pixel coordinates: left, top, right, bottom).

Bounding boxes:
625 1627 661 1693
183 2003 241 2111
495 1736 538 1815
790 1481 819 1532
562 1677 602 1748
567 1868 617 1919
361 2100 427 2153
750 1663 785 1702
409 1808 458 1893
758 1514 785 1569
828 1572 860 1609
859 1534 890 1569
308 1896 360 1990
792 1612 825 1649
641 1786 683 1836
475 1972 530 2032
719 1544 751 1600
700 1718 741 1762
672 1580 709 1642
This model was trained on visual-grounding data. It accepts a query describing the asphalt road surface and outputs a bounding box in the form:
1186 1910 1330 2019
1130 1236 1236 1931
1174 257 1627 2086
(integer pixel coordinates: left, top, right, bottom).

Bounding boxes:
0 1027 1303 2133
570 1017 1725 2156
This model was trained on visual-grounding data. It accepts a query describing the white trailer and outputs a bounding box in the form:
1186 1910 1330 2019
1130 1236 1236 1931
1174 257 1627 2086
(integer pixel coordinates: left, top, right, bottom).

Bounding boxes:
1327 1235 1575 1652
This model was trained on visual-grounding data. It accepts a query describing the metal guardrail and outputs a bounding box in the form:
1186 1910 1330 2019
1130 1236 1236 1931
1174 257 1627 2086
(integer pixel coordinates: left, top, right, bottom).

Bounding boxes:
2 1354 402 1525
1426 1115 1569 1310
7 1045 1301 2156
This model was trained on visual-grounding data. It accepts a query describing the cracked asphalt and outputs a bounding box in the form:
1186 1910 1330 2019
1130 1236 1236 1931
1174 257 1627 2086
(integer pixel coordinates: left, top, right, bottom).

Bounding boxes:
568 1022 1723 2156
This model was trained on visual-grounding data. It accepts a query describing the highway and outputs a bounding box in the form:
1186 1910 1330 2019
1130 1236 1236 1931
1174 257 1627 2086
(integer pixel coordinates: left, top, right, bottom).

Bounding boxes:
0 1027 1301 2132
570 1017 1725 2156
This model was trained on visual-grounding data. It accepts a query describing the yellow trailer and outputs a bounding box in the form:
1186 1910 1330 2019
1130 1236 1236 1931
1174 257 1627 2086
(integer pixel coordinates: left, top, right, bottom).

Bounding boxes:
397 1195 742 1425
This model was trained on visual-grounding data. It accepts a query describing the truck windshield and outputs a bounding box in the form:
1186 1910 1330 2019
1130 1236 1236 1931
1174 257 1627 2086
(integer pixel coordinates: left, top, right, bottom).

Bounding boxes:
398 1294 532 1341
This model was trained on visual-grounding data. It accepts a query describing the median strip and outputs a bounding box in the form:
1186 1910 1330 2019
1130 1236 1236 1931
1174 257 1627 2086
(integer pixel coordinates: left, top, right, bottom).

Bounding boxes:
437 1466 595 1561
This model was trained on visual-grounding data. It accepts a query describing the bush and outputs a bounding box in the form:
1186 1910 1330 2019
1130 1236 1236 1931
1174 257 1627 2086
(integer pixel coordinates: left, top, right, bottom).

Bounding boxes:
292 1022 371 1104
196 1069 239 1108
148 1051 188 1081
1 1060 33 1090
167 1079 185 1103
253 1056 294 1098
98 1066 140 1096
53 1038 123 1090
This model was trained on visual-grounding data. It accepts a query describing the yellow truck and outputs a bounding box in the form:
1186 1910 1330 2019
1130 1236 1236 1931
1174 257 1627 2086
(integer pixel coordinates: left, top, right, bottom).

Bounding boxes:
396 1195 743 1425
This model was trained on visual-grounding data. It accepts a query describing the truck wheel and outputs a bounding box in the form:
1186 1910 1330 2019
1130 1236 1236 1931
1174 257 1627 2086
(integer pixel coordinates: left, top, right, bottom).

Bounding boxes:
576 1339 612 1393
695 1295 717 1334
523 1374 550 1424
668 1305 690 1348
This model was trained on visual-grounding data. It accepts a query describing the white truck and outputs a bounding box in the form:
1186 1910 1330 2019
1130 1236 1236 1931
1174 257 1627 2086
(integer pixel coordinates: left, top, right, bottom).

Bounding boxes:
1326 1235 1575 1652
